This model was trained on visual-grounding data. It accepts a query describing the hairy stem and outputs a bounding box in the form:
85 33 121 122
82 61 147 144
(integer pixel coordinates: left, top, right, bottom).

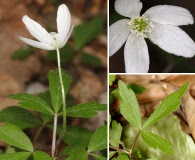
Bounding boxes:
52 113 58 158
109 145 129 155
129 130 141 160
54 47 66 157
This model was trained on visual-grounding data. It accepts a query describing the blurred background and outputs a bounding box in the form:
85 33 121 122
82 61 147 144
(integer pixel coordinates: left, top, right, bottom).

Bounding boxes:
0 0 107 154
109 0 195 73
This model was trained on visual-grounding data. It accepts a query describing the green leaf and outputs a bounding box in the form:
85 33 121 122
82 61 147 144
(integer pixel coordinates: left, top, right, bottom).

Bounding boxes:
109 151 116 159
11 47 33 60
109 75 116 86
122 115 195 159
143 82 189 128
47 44 75 63
0 106 41 129
88 125 107 152
9 93 54 115
60 145 84 156
73 17 104 49
90 153 107 160
80 52 101 67
63 126 93 147
67 102 106 118
0 124 33 152
68 150 88 160
127 84 146 94
48 69 72 113
141 130 174 155
109 120 122 148
118 80 141 128
112 153 129 160
0 152 31 160
33 151 53 160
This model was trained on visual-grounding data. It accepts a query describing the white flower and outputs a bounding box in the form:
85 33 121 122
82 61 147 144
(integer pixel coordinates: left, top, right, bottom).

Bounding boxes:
109 0 195 73
19 4 73 50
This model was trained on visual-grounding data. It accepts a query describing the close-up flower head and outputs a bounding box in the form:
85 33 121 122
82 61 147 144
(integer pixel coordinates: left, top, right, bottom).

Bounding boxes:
20 4 73 50
109 0 195 73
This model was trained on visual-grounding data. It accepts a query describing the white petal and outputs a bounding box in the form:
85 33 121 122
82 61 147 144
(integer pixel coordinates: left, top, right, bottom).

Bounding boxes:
148 24 195 57
58 25 74 48
19 37 55 50
115 0 142 18
22 16 53 45
57 4 71 43
143 5 194 26
109 19 130 56
124 34 149 73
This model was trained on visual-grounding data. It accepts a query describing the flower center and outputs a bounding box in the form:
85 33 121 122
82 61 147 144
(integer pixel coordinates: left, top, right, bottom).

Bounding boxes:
127 16 155 38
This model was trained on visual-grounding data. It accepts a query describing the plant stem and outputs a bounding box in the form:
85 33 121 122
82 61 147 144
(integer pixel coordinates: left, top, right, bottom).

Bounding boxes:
52 113 58 158
33 125 44 144
129 130 141 160
109 145 129 154
54 47 66 157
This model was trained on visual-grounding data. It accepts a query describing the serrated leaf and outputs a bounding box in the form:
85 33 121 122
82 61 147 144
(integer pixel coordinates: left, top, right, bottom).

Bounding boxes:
109 151 116 159
47 44 75 63
63 126 93 147
73 17 104 49
143 82 189 128
109 120 122 148
60 145 84 156
66 102 106 118
0 124 33 152
11 47 33 60
33 151 52 160
118 80 141 128
9 93 54 115
0 152 31 160
141 130 174 155
68 150 88 160
80 52 101 67
122 115 195 159
48 69 72 113
90 153 107 160
0 106 41 129
88 125 107 152
109 75 116 86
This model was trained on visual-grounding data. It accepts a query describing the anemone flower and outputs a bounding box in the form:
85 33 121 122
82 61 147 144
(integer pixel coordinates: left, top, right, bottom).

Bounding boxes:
19 4 73 50
109 0 195 73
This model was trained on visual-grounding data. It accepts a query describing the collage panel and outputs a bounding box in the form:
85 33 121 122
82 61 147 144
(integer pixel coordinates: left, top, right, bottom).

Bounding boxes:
109 0 195 73
0 0 107 160
109 74 195 159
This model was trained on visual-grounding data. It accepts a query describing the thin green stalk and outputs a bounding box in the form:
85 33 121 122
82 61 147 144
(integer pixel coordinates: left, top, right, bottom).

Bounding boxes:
54 47 67 157
52 113 58 158
33 125 45 144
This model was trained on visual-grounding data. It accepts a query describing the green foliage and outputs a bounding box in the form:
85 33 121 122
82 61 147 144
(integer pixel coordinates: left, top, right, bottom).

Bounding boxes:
122 115 195 159
0 106 41 129
109 75 116 86
73 17 105 49
141 131 174 155
66 102 106 118
0 152 31 160
48 69 72 113
47 44 75 63
88 125 107 152
0 124 33 152
11 47 33 60
90 153 107 160
33 151 53 160
143 82 189 128
9 93 54 115
68 150 88 160
109 120 122 148
80 52 101 67
111 83 146 99
118 80 141 128
112 153 129 160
